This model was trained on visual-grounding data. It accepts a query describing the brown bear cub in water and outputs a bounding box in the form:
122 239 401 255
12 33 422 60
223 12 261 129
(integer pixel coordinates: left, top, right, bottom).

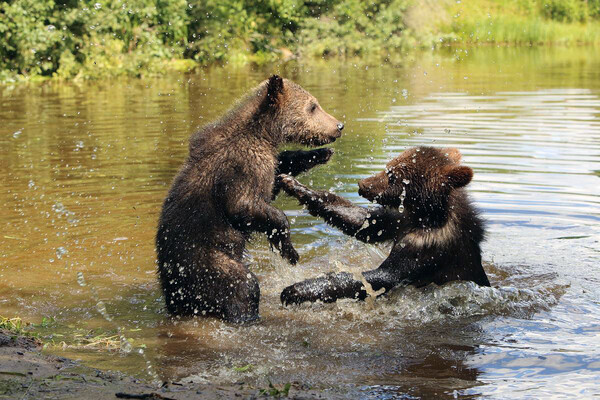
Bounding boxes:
156 75 344 323
278 146 490 306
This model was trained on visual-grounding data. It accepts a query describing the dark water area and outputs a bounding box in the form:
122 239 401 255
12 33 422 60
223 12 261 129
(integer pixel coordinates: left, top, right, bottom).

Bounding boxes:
1 47 599 398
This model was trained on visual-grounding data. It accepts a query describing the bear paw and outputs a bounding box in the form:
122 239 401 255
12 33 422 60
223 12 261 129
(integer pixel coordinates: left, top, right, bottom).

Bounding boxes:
281 284 304 306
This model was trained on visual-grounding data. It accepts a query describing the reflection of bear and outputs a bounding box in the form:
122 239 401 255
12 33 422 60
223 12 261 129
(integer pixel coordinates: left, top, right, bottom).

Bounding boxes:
278 146 490 306
156 75 344 323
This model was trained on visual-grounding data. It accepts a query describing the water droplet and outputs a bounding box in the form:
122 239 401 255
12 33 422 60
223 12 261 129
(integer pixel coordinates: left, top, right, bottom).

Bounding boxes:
12 130 22 138
56 247 67 259
96 301 112 321
77 272 86 286
119 336 132 353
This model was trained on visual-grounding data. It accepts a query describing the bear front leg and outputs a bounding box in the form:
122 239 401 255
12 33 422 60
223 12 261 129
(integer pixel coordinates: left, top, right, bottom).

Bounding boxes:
281 272 367 305
277 174 403 243
272 148 334 199
281 267 403 306
218 175 300 264
226 197 299 264
276 148 334 176
261 204 299 265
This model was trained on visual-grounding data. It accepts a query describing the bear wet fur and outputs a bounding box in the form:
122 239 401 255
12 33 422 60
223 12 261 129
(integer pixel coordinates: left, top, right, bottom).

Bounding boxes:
278 146 490 306
156 75 343 323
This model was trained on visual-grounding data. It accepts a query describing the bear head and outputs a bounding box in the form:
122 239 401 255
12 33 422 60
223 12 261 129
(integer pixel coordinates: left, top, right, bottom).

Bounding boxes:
358 146 473 222
260 75 344 146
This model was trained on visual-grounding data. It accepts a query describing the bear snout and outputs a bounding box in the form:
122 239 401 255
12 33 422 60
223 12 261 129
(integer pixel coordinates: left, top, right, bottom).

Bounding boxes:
337 122 344 131
358 173 388 202
358 180 377 201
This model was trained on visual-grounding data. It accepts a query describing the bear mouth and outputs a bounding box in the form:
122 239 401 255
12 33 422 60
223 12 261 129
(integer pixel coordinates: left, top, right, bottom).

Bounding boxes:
357 188 379 203
304 136 339 147
306 138 337 147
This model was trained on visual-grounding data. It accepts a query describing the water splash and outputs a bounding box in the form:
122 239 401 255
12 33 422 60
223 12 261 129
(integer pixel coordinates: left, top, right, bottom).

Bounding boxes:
333 260 384 309
75 270 161 385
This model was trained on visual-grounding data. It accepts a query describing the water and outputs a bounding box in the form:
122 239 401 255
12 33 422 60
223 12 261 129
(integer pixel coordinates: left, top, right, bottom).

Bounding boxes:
1 47 599 398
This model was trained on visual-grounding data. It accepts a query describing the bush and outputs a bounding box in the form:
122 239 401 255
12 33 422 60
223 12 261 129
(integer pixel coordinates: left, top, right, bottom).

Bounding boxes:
185 0 306 64
590 0 600 18
540 0 587 22
0 0 189 80
298 0 411 57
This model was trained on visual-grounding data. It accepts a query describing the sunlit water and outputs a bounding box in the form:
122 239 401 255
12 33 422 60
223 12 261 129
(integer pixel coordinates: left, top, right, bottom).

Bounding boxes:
1 47 599 398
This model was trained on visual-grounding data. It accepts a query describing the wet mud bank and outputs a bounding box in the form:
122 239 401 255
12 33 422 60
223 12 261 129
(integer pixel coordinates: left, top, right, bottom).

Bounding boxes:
0 329 332 399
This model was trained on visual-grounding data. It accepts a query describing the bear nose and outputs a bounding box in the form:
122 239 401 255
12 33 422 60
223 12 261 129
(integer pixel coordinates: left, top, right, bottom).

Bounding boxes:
357 180 368 194
337 122 344 131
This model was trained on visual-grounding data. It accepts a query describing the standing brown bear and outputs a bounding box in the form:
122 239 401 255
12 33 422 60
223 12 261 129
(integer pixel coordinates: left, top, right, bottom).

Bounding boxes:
156 75 344 323
277 146 490 306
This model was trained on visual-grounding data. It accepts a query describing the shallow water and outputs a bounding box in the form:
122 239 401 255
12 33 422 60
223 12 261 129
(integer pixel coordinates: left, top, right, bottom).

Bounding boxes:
1 47 599 398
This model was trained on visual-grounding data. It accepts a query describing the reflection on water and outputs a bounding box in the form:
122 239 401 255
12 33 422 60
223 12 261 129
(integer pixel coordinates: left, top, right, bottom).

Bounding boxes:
1 47 600 398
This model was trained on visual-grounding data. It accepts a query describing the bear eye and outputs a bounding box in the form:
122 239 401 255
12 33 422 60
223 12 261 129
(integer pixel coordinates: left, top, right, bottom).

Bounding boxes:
309 103 317 113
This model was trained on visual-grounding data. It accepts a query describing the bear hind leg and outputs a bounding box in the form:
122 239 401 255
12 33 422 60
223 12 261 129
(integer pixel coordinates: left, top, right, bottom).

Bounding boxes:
208 254 260 324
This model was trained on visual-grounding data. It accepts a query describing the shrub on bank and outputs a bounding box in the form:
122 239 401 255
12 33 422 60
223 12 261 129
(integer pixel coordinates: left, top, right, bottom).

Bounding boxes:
1 0 599 81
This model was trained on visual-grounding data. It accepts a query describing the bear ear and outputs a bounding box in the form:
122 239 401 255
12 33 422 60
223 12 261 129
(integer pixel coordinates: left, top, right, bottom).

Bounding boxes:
443 165 473 188
443 148 462 163
266 75 284 106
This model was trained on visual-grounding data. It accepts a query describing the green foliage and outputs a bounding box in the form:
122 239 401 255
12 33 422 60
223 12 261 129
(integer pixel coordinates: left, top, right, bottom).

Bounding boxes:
540 0 587 22
0 316 26 334
185 0 306 65
259 380 292 397
442 0 600 45
233 364 253 372
298 0 412 57
1 0 600 81
0 0 189 80
1 0 414 79
591 0 600 18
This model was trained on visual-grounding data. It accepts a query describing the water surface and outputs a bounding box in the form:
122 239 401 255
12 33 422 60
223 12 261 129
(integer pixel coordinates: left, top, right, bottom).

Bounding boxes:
1 47 599 398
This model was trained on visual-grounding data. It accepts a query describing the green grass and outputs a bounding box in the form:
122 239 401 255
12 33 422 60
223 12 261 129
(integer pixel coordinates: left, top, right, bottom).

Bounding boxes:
446 16 600 45
439 0 600 45
0 316 27 334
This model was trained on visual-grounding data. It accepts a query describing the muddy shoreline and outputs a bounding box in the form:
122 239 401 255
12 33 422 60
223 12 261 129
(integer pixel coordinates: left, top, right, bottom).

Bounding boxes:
0 329 333 399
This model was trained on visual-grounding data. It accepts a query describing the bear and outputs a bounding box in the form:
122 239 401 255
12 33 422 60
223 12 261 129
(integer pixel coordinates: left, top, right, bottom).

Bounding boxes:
156 75 344 323
277 146 490 306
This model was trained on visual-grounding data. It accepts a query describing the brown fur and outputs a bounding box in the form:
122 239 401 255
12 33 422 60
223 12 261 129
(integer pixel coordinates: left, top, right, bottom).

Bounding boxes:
156 76 343 322
278 146 489 306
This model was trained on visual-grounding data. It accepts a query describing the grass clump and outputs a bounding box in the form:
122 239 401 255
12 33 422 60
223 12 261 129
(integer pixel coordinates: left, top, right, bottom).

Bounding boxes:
0 316 27 334
259 381 292 397
441 0 600 45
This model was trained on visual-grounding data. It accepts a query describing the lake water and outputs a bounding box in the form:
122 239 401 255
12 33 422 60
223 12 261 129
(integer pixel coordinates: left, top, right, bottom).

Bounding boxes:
1 47 599 398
